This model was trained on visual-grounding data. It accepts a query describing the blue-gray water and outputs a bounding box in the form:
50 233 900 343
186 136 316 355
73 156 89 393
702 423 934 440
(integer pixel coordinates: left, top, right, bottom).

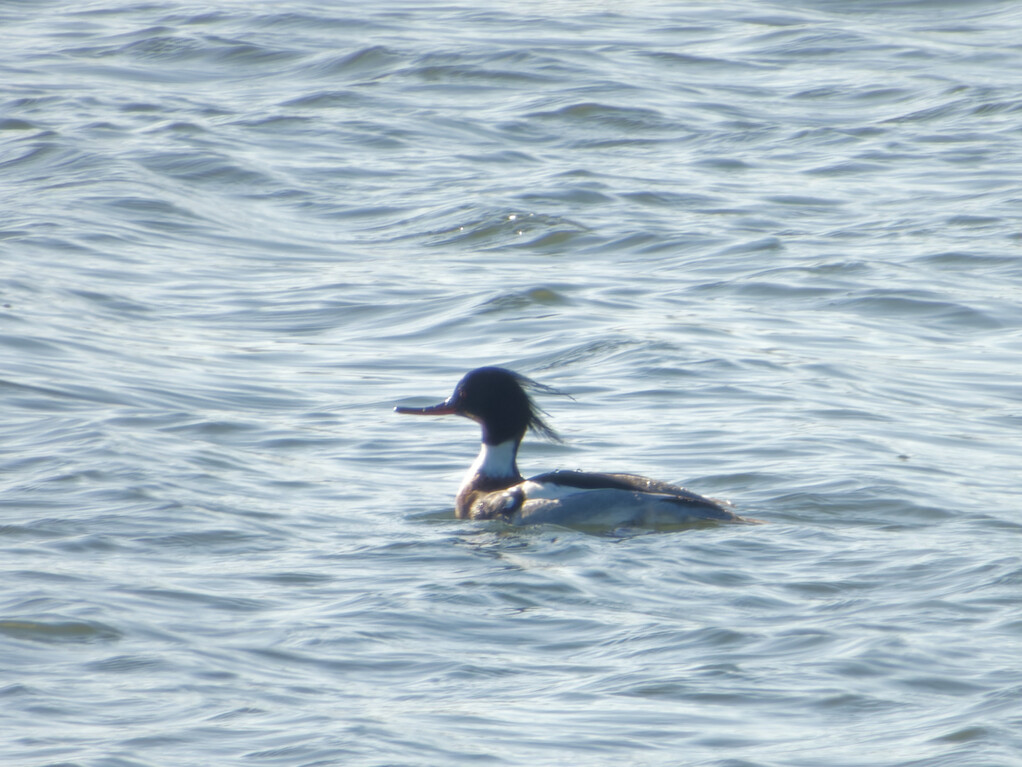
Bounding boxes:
3 1 1022 765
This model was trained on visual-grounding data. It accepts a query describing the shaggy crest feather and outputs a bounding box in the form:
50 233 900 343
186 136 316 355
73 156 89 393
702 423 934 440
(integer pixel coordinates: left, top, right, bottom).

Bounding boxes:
503 369 566 443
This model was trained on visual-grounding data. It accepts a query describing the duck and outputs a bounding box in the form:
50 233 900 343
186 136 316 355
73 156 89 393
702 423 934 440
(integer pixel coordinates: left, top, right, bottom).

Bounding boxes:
395 366 749 528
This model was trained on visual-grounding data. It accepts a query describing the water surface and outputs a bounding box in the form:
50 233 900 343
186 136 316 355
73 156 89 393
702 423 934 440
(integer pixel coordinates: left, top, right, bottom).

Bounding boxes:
2 2 1022 765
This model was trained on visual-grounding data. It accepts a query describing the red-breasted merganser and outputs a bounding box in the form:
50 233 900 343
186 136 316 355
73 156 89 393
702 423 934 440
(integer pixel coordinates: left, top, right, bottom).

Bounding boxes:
396 366 748 527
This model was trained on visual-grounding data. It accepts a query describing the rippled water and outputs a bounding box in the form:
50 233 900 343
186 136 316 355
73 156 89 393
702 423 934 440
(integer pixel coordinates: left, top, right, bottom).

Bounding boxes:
3 1 1022 765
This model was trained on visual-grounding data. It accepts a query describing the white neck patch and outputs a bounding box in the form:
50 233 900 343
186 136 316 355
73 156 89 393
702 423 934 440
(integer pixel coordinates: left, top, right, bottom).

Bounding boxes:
467 439 519 480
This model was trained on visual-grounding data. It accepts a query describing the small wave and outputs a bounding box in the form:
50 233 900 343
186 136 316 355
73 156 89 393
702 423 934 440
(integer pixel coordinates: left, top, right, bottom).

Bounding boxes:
425 211 589 250
527 102 673 133
301 45 404 81
475 287 570 315
831 291 1003 330
0 618 121 644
